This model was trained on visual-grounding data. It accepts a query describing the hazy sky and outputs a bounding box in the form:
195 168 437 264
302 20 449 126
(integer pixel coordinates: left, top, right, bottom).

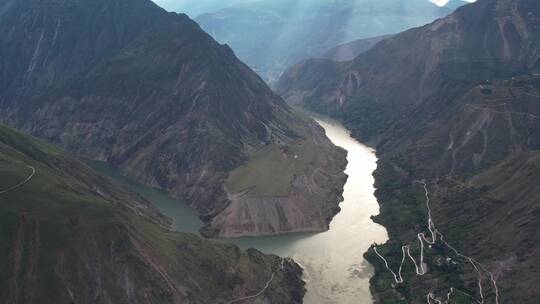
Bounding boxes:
153 0 254 17
153 0 477 17
431 0 450 5
430 0 475 6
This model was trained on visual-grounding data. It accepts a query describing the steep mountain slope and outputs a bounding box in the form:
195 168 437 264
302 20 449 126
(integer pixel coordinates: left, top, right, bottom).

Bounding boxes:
322 35 393 62
366 147 540 303
433 151 540 304
0 0 347 237
363 75 540 303
278 0 540 143
378 76 540 176
196 0 451 83
279 0 540 302
0 123 305 304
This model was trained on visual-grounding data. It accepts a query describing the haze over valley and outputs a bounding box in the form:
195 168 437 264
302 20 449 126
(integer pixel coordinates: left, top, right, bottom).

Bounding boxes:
0 0 538 303
194 0 454 83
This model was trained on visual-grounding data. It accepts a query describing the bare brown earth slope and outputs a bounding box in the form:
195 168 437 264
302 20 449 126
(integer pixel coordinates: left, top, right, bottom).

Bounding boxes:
0 0 347 237
0 123 305 304
278 0 540 302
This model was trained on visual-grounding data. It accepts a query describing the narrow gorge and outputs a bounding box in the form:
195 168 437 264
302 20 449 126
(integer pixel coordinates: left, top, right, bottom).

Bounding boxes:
96 115 389 304
3 0 538 303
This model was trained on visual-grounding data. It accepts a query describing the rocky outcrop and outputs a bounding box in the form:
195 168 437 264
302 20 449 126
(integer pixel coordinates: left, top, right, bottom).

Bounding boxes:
0 123 306 304
0 0 347 237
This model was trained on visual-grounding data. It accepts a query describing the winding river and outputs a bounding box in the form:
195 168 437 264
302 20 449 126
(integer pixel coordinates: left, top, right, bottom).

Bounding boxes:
91 116 388 304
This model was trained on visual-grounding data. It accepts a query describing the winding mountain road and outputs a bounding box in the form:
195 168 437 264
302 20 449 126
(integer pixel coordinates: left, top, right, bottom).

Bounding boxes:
227 258 285 304
0 165 36 195
372 180 500 304
466 104 540 119
372 246 405 284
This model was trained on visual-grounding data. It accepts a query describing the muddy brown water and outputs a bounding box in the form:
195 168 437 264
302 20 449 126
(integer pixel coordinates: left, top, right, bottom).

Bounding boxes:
91 116 389 304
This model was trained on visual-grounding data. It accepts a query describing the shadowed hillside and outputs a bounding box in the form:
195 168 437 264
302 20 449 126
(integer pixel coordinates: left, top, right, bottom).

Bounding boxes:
0 124 305 303
278 0 540 302
0 0 347 237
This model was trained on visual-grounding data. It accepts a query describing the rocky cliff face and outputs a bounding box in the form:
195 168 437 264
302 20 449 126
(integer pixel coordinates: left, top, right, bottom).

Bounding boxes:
196 0 451 83
279 0 540 302
0 123 306 304
0 0 347 237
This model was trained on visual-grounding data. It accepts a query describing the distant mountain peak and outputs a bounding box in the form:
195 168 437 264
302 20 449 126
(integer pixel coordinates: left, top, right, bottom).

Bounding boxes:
196 0 451 83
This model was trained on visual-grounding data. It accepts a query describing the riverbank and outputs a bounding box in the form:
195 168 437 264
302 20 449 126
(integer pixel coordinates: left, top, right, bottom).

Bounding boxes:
91 115 388 303
205 115 349 238
219 116 388 303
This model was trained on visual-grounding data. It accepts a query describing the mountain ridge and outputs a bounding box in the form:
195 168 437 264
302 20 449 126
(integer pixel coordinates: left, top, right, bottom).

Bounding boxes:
278 0 540 143
196 0 451 83
278 0 540 302
0 0 348 237
321 34 393 62
0 123 306 303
